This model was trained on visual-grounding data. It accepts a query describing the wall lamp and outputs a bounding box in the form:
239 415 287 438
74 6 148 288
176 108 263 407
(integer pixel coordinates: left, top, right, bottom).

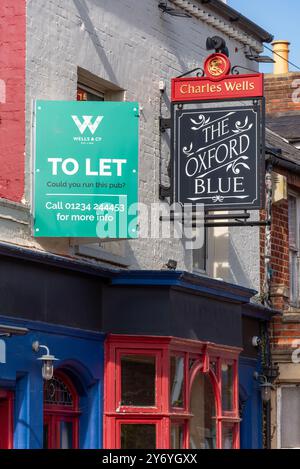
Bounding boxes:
32 341 59 381
254 371 275 402
206 35 229 57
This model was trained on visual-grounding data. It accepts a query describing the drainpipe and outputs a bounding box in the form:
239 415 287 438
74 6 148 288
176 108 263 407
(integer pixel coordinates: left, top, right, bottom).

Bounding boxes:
262 161 273 449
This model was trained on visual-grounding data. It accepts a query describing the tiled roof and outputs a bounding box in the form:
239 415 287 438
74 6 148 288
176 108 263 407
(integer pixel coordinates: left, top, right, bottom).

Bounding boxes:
266 128 300 166
266 114 300 143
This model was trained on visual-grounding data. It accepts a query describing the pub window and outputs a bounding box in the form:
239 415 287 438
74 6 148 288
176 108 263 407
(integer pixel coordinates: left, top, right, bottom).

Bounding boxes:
170 355 185 408
193 228 207 273
278 385 300 449
221 362 234 412
288 194 300 306
189 372 216 449
105 337 240 449
120 354 156 407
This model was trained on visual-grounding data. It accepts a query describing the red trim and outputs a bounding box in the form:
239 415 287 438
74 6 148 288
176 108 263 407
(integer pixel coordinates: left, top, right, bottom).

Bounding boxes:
0 391 14 449
203 53 231 81
104 335 240 449
115 349 162 413
43 371 79 449
171 73 264 102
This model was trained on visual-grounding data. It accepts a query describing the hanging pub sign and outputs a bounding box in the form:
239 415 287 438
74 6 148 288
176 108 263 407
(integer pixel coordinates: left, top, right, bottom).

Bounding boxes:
171 53 264 211
33 101 139 238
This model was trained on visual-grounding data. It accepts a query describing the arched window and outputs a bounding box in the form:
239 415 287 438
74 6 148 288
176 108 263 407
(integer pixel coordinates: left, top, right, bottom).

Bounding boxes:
43 371 79 449
189 372 216 449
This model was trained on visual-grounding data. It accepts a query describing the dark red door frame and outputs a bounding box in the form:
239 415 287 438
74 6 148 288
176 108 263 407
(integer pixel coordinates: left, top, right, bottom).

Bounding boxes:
0 390 14 449
43 371 79 449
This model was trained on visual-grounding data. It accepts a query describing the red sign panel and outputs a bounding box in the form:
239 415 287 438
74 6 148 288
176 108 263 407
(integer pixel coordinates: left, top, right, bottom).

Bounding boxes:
171 73 263 102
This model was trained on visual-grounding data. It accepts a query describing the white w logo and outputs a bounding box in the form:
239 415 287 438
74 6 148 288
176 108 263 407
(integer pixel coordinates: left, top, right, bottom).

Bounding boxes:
71 115 104 134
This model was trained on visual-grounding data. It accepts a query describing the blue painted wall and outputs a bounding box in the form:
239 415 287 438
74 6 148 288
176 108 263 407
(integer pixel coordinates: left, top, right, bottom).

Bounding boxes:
239 356 263 449
0 315 105 449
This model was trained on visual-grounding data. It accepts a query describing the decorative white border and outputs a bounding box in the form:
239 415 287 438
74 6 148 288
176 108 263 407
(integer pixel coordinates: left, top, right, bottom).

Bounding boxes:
176 106 259 208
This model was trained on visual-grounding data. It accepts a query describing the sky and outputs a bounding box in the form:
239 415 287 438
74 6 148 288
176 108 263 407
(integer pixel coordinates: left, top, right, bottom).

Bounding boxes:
228 0 300 73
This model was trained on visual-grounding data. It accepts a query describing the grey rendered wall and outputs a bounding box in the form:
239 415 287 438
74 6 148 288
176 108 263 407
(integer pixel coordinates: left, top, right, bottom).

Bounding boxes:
0 0 261 290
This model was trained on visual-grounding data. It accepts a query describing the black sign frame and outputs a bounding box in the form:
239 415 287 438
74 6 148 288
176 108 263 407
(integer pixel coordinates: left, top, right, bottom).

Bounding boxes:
171 97 265 211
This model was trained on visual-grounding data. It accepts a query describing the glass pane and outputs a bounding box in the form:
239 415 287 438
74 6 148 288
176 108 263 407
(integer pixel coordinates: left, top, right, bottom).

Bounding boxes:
281 387 300 448
189 373 216 449
290 251 298 304
222 423 234 449
171 423 184 449
222 363 234 411
43 424 49 449
193 229 207 271
60 421 73 449
170 356 184 408
289 195 297 248
121 355 156 406
121 424 156 449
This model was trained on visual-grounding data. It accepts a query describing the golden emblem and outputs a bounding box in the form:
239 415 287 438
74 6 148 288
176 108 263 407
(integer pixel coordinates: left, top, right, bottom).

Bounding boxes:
207 56 227 77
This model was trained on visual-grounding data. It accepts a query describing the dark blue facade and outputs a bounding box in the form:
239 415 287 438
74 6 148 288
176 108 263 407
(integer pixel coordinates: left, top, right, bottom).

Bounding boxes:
0 315 104 449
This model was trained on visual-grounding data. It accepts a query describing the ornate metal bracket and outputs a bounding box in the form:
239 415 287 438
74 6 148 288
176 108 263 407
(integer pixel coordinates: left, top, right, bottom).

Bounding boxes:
159 117 171 133
231 64 258 75
159 184 171 200
176 67 205 79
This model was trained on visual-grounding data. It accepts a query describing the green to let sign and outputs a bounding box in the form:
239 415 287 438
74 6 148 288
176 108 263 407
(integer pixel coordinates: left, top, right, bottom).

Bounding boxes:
33 100 139 238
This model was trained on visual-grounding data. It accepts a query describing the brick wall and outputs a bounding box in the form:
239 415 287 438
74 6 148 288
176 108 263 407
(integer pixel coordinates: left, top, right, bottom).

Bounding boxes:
260 166 300 353
264 72 300 114
264 71 300 359
0 0 26 202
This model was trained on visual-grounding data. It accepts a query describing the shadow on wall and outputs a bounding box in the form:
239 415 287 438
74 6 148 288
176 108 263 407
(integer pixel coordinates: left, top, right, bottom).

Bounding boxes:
212 229 256 290
73 0 119 85
73 0 195 77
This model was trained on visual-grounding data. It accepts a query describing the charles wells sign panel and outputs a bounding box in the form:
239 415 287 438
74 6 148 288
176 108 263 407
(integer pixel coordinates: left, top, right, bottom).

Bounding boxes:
171 53 264 211
33 101 139 238
174 105 261 209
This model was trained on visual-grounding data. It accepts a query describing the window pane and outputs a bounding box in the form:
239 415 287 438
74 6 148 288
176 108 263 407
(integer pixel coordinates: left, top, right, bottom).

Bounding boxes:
222 363 234 411
171 423 184 449
170 356 184 408
281 387 300 448
289 195 297 248
290 251 298 304
189 373 216 449
121 355 156 406
222 423 234 449
121 424 156 449
193 229 207 272
60 421 73 449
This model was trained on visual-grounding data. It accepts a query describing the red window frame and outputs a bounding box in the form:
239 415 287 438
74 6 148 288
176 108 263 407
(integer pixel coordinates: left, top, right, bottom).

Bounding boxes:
116 349 163 413
116 418 166 449
0 390 13 449
104 335 240 450
43 371 80 449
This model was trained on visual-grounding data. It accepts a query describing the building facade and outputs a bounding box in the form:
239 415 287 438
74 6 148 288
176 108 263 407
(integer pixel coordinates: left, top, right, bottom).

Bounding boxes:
262 44 300 449
0 0 275 449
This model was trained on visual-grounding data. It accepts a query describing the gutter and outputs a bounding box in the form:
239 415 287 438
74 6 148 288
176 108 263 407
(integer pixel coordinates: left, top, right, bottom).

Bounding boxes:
266 147 300 174
201 0 273 43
